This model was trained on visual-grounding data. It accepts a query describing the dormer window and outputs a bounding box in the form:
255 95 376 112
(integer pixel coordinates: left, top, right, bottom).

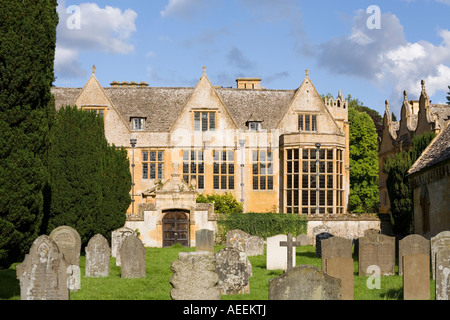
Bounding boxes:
131 117 145 131
248 121 262 132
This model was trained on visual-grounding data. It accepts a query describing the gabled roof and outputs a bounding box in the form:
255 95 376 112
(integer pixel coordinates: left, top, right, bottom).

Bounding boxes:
408 121 450 176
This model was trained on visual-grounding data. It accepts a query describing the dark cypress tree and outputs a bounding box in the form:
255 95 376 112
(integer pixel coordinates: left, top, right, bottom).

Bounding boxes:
46 106 131 246
0 0 58 267
446 86 450 105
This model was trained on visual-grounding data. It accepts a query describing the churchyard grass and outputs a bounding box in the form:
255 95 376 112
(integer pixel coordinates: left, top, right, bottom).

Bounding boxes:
1 244 435 300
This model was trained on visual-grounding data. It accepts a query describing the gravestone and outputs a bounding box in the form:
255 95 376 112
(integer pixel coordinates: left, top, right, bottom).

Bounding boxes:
195 229 214 253
321 236 352 272
266 235 295 270
170 251 220 300
326 257 354 300
119 235 146 279
398 234 430 276
112 227 136 266
49 226 81 291
431 231 450 279
215 247 252 295
402 254 430 300
226 229 250 252
315 232 333 258
246 236 264 256
313 224 331 245
16 235 71 300
280 234 303 270
296 234 311 246
358 234 395 276
435 247 450 300
269 265 341 300
85 234 110 278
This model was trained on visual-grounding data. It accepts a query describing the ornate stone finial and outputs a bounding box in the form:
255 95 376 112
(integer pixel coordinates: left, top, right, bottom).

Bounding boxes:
92 65 96 74
385 100 389 111
305 69 309 77
338 89 342 98
421 79 426 92
403 90 407 101
202 66 206 75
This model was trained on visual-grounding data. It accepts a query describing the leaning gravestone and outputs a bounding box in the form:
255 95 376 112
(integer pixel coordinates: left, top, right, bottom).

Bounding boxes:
215 247 252 295
170 251 220 300
266 234 295 270
195 229 215 253
321 236 352 273
226 229 250 252
402 254 430 300
119 235 146 279
398 234 430 276
49 226 81 291
269 265 341 300
358 234 395 276
16 235 71 300
246 236 264 256
431 231 450 279
112 227 136 266
435 247 450 300
85 234 110 278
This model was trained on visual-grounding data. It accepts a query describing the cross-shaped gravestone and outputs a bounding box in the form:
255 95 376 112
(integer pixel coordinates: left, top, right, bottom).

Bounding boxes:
279 234 302 270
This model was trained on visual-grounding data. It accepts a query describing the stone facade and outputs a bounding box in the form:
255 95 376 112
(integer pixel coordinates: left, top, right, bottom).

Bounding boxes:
52 67 351 246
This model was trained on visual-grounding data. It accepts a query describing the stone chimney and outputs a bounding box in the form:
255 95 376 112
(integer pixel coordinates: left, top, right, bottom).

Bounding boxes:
236 78 262 90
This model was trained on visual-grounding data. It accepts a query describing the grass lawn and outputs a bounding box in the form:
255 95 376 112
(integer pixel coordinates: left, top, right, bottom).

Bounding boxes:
0 244 436 300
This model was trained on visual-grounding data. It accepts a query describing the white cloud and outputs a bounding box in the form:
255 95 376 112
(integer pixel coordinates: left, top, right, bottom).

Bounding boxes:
55 0 137 79
317 10 450 111
160 0 219 20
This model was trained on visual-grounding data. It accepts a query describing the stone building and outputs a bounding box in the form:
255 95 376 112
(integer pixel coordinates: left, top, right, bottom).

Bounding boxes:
378 80 450 214
52 67 351 247
407 122 450 238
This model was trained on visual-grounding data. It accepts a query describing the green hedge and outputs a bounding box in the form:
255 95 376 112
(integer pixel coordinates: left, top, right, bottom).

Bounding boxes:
217 212 308 239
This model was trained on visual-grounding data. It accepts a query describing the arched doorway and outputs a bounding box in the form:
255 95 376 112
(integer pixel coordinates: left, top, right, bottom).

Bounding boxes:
162 210 189 247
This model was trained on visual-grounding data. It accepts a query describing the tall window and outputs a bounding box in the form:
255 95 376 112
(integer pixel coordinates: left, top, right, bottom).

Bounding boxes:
298 114 317 132
252 150 274 190
213 150 235 190
183 150 205 189
285 147 343 215
142 151 164 180
194 111 215 131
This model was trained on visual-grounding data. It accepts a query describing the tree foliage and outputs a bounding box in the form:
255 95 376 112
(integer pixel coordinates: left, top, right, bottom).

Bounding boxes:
446 85 450 105
0 0 58 267
383 132 436 236
44 106 131 246
348 108 380 213
196 192 243 214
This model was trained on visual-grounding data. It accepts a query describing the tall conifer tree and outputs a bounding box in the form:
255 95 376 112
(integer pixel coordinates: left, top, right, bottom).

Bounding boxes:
0 0 58 267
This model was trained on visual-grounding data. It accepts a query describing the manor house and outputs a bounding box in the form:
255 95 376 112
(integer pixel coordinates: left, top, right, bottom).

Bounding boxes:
52 67 351 246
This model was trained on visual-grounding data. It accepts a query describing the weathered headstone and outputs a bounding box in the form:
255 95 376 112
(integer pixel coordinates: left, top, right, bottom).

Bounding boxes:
246 236 264 256
49 226 81 291
321 236 352 272
313 224 331 245
431 231 450 279
326 257 354 300
398 234 430 276
435 247 450 300
402 254 430 300
195 229 214 253
267 234 295 270
358 234 395 276
215 247 252 295
296 234 311 246
16 235 71 300
279 234 302 270
119 235 146 279
315 232 333 258
112 227 136 266
170 251 220 300
49 225 81 266
85 234 110 278
226 229 250 252
269 265 341 300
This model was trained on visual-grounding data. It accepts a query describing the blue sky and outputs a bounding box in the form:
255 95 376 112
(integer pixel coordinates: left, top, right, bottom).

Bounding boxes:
55 0 450 117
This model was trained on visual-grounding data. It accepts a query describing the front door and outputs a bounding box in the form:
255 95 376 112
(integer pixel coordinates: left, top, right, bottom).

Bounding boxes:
162 211 189 247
